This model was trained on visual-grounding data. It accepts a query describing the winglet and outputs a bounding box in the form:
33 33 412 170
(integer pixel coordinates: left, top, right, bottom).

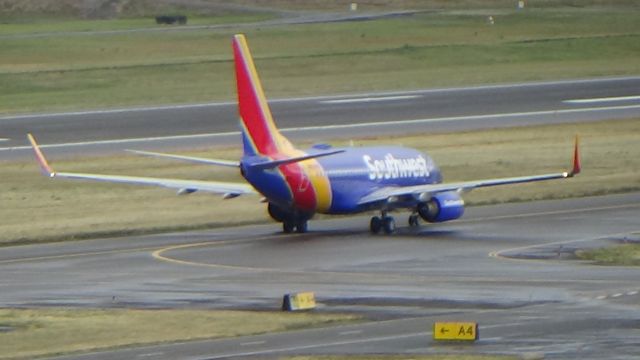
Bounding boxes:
568 135 581 177
27 133 55 177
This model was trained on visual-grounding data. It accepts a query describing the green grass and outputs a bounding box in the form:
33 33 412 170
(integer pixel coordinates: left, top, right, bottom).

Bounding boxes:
1 118 638 245
283 356 517 360
576 243 640 266
1 7 639 114
0 14 273 35
0 308 357 359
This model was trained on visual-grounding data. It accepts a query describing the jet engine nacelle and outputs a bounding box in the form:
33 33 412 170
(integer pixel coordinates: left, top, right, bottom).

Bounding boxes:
417 191 465 223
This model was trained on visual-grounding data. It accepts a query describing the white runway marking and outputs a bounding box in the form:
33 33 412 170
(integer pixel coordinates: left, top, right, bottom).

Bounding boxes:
0 138 8 142
2 104 639 152
564 95 640 104
339 330 363 335
240 341 266 346
627 291 639 296
0 103 232 121
3 76 638 122
320 95 421 104
137 352 164 357
204 331 428 359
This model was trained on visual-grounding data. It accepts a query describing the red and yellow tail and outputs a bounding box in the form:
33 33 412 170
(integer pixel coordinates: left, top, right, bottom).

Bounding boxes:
233 34 293 157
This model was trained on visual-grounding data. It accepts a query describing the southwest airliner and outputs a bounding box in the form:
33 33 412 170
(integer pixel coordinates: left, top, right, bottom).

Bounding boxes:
28 34 581 234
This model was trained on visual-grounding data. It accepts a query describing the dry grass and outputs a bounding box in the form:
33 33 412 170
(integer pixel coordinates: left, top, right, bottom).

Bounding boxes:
1 118 638 245
284 356 517 360
1 5 639 114
0 308 357 359
576 243 640 266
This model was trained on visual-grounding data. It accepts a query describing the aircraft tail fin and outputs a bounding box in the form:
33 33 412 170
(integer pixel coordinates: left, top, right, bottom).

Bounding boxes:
233 34 293 157
568 135 581 177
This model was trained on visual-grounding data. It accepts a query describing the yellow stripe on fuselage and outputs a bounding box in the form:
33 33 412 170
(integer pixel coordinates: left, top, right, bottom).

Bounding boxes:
288 149 332 213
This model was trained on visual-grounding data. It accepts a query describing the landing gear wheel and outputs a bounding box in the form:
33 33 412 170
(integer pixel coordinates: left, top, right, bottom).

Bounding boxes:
370 216 382 234
382 216 396 234
408 214 419 227
295 221 308 233
283 222 295 233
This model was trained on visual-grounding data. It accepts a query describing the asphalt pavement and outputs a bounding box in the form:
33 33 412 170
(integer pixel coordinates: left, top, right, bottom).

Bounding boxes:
1 76 639 159
2 193 639 359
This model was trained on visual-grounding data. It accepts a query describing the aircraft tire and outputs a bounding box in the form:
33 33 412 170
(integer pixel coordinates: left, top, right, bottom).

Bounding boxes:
370 216 382 234
296 221 308 233
382 216 396 234
283 222 295 233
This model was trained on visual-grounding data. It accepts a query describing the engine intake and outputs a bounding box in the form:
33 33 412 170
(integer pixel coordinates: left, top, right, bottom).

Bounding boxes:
418 191 465 223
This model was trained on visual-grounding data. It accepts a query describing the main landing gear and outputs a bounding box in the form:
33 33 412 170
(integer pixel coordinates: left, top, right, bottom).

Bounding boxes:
370 211 396 234
283 220 308 234
370 211 421 234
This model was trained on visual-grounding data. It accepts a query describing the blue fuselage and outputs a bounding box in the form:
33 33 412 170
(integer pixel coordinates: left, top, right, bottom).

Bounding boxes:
242 145 442 215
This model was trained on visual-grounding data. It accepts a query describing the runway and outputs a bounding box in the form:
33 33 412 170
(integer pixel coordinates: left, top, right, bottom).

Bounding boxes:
2 192 639 359
1 76 640 159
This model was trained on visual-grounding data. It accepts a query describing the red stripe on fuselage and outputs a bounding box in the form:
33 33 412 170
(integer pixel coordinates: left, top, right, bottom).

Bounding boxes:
271 154 318 211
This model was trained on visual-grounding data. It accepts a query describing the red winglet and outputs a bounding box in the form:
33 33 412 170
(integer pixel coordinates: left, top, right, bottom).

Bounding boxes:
569 135 581 177
27 133 55 176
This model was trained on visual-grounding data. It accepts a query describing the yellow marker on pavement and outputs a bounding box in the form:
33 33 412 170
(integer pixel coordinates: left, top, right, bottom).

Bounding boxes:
433 322 478 341
282 292 316 311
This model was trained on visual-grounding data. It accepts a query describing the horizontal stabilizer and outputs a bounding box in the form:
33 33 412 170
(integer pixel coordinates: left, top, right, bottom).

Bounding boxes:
126 149 239 168
249 149 345 170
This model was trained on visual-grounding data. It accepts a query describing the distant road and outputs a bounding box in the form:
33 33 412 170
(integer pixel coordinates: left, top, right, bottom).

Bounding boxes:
1 76 639 159
0 10 420 40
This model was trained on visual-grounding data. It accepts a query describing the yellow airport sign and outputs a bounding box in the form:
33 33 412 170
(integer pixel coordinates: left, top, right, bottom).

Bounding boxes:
282 292 316 311
433 322 478 341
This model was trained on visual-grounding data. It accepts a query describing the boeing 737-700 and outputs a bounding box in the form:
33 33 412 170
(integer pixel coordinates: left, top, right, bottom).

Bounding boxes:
28 34 581 234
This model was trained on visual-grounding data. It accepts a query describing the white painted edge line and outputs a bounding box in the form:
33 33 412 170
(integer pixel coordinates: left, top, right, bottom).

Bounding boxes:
136 352 164 358
240 341 266 346
202 321 526 359
338 330 363 335
564 95 640 104
0 102 232 121
204 331 428 359
2 76 639 121
2 103 640 152
320 95 421 104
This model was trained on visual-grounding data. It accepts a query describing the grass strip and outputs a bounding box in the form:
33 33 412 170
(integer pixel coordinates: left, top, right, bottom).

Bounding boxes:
576 243 640 266
0 308 357 359
1 7 639 114
1 118 638 245
284 356 518 360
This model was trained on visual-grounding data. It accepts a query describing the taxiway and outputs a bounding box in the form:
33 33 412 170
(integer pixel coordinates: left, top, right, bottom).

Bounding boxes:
2 193 639 359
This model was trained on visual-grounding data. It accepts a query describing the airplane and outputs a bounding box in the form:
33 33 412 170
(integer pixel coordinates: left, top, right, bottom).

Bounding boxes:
28 34 581 235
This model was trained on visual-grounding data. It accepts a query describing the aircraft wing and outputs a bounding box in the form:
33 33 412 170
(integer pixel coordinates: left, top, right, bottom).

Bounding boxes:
28 134 255 198
358 137 581 205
